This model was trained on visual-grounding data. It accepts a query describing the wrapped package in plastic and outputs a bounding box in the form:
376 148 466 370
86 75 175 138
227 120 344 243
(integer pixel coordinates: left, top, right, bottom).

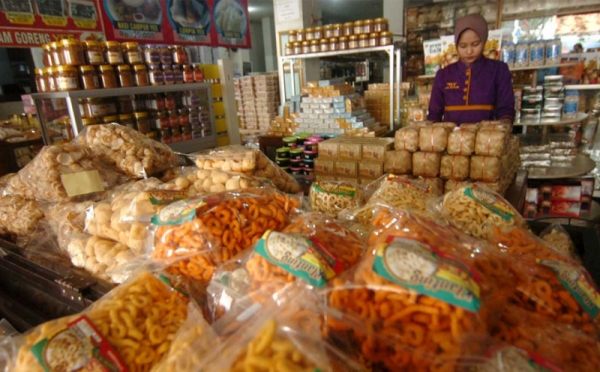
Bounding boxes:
412 151 441 177
461 122 480 132
368 175 441 215
430 184 526 238
470 155 501 182
416 176 445 196
46 201 93 251
309 180 365 218
5 272 191 372
475 130 507 157
440 155 470 180
0 195 44 236
394 127 419 152
76 124 181 178
444 179 470 194
419 126 448 152
432 122 457 131
480 121 511 132
323 208 514 372
447 128 476 155
148 188 302 284
383 150 412 174
189 145 301 194
539 223 578 261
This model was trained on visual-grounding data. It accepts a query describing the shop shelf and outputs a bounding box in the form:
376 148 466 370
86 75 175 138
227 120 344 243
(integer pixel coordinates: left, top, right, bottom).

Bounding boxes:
280 45 396 62
527 154 596 180
417 62 579 79
513 112 588 126
565 84 600 91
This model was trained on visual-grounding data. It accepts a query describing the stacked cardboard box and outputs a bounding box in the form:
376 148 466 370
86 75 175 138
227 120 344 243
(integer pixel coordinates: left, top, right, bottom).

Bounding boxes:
234 72 280 131
365 83 398 127
267 106 299 137
315 137 394 184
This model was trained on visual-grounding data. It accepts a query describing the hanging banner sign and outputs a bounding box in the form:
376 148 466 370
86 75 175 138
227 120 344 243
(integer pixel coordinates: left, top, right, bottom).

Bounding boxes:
0 0 105 47
167 0 212 44
213 0 251 48
101 0 165 42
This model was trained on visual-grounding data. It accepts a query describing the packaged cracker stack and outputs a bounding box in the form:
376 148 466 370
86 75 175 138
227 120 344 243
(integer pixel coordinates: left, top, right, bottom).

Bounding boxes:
267 105 298 137
520 133 577 176
315 137 394 185
364 83 399 127
233 73 281 131
239 76 257 130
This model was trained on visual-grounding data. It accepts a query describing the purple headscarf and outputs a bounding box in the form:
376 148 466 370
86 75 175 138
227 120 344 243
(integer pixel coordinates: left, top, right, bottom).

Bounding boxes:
454 14 488 45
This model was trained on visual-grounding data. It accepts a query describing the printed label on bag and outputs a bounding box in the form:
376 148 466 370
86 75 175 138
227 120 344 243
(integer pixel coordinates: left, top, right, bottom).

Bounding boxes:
61 170 105 197
486 346 562 372
313 181 356 197
151 196 210 225
147 190 189 205
464 186 514 221
538 259 600 317
255 230 345 288
389 176 431 194
373 236 482 311
30 315 127 372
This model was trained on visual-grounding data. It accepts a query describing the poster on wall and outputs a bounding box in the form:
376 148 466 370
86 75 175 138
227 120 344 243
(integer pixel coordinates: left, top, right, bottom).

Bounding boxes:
0 0 104 46
101 0 165 42
167 0 212 44
212 0 251 48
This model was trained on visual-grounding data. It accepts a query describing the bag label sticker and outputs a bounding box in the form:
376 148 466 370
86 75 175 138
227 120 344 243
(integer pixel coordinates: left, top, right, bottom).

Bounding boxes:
313 181 356 197
464 185 514 221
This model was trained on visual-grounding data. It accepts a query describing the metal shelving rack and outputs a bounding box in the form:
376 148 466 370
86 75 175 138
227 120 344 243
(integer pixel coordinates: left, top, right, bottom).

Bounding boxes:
416 62 579 80
278 45 402 128
31 83 218 154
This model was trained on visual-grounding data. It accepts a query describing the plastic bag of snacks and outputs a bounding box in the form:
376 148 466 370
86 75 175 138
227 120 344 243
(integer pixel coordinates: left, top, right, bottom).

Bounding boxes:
6 144 124 203
440 155 470 180
430 184 526 238
481 121 511 133
148 188 302 284
444 179 470 194
475 130 507 157
461 344 571 372
419 126 449 152
368 175 440 215
491 305 600 371
323 208 514 372
189 145 301 194
383 150 412 174
0 195 44 236
309 180 365 218
487 226 599 336
394 127 419 152
76 124 181 179
412 151 442 177
470 155 501 182
5 272 191 372
433 122 457 131
539 223 578 262
447 128 476 156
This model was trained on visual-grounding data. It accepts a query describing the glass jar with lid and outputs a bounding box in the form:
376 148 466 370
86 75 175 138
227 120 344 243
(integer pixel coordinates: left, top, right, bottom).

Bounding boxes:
148 64 164 86
119 114 135 129
288 30 297 43
172 126 182 142
313 26 323 40
132 95 146 111
159 46 173 64
188 108 199 126
358 34 369 48
165 93 177 110
323 25 333 39
305 27 314 41
182 127 192 141
103 41 124 65
162 64 174 85
363 19 374 34
146 93 165 111
172 64 184 84
329 37 339 52
153 111 170 130
193 65 204 82
134 112 150 133
374 18 388 32
348 35 359 49
338 36 348 51
34 69 47 92
81 117 98 126
54 65 80 91
368 33 379 47
172 46 189 64
117 95 134 114
168 109 179 127
302 41 310 54
123 42 143 64
83 40 104 65
182 65 194 83
83 98 117 118
103 115 118 124
98 65 118 89
80 65 99 90
296 29 305 42
144 45 160 64
285 43 293 55
310 40 319 53
343 22 354 36
293 42 302 55
179 108 190 126
380 32 393 46
353 20 364 35
42 44 53 67
45 68 57 92
160 128 172 144
320 39 329 53
117 65 134 87
133 64 149 86
51 42 63 66
332 24 342 37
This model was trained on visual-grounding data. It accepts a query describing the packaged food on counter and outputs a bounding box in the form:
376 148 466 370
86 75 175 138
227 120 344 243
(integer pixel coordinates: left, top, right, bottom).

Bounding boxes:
368 175 440 215
394 126 419 152
417 177 445 196
447 128 476 156
412 151 441 177
189 145 302 194
419 126 448 152
384 150 412 174
431 184 526 238
539 223 578 262
440 155 470 181
470 155 501 182
76 124 181 179
324 208 514 372
46 201 94 250
309 180 365 218
0 195 44 236
148 188 301 284
444 179 470 194
6 272 191 372
475 130 507 157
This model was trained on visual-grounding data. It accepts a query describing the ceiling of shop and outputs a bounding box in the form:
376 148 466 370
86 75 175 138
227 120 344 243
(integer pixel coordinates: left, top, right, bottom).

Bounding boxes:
248 0 384 23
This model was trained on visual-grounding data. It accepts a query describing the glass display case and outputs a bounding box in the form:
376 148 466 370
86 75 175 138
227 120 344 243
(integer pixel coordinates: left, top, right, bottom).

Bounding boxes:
30 83 218 154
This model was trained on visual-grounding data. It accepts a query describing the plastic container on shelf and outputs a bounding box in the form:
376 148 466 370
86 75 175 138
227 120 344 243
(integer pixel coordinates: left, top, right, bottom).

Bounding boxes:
97 65 118 88
515 42 530 67
353 20 364 35
162 64 175 85
288 30 297 43
363 19 374 34
133 64 150 86
117 65 134 88
310 40 320 53
320 39 329 52
148 64 164 86
193 65 204 82
54 65 80 91
380 31 393 46
44 67 57 92
172 46 189 64
134 111 150 133
369 32 379 47
545 39 561 65
313 26 323 40
358 34 369 48
144 45 161 64
302 41 310 54
60 39 85 66
332 24 342 37
374 18 388 32
293 42 302 55
118 114 135 129
103 41 124 65
324 25 333 39
501 42 515 67
285 43 293 55
42 44 53 67
296 29 305 42
102 115 118 124
172 64 184 84
348 35 359 49
530 40 546 66
117 95 134 114
50 42 62 66
329 37 339 51
159 46 173 65
123 42 143 64
83 40 104 65
34 68 47 92
305 27 314 41
339 36 349 50
182 65 194 83
79 65 99 90
343 22 353 36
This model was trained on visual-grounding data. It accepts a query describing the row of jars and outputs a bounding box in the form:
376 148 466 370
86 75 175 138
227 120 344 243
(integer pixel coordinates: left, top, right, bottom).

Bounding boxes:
286 32 393 55
42 40 189 68
288 18 389 43
35 63 206 92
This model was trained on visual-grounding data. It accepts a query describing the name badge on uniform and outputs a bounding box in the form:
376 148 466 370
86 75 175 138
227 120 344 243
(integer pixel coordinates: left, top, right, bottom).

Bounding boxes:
445 82 459 90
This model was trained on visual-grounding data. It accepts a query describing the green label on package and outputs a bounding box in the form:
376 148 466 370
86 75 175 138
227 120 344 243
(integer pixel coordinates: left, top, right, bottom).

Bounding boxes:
147 190 189 205
538 259 600 318
151 196 207 225
463 186 514 221
30 315 127 372
254 231 345 288
372 236 482 311
313 181 356 197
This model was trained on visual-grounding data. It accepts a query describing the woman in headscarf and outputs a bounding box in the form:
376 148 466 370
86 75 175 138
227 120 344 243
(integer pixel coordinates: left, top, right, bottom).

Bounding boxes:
428 14 515 126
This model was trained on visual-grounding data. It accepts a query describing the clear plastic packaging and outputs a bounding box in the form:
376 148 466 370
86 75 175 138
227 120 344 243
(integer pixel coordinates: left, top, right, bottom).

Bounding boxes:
440 155 470 180
0 195 44 236
475 130 507 157
447 128 476 156
470 155 501 182
384 150 412 174
412 151 441 177
309 180 365 218
368 175 440 215
539 223 578 261
394 126 419 152
419 126 448 152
